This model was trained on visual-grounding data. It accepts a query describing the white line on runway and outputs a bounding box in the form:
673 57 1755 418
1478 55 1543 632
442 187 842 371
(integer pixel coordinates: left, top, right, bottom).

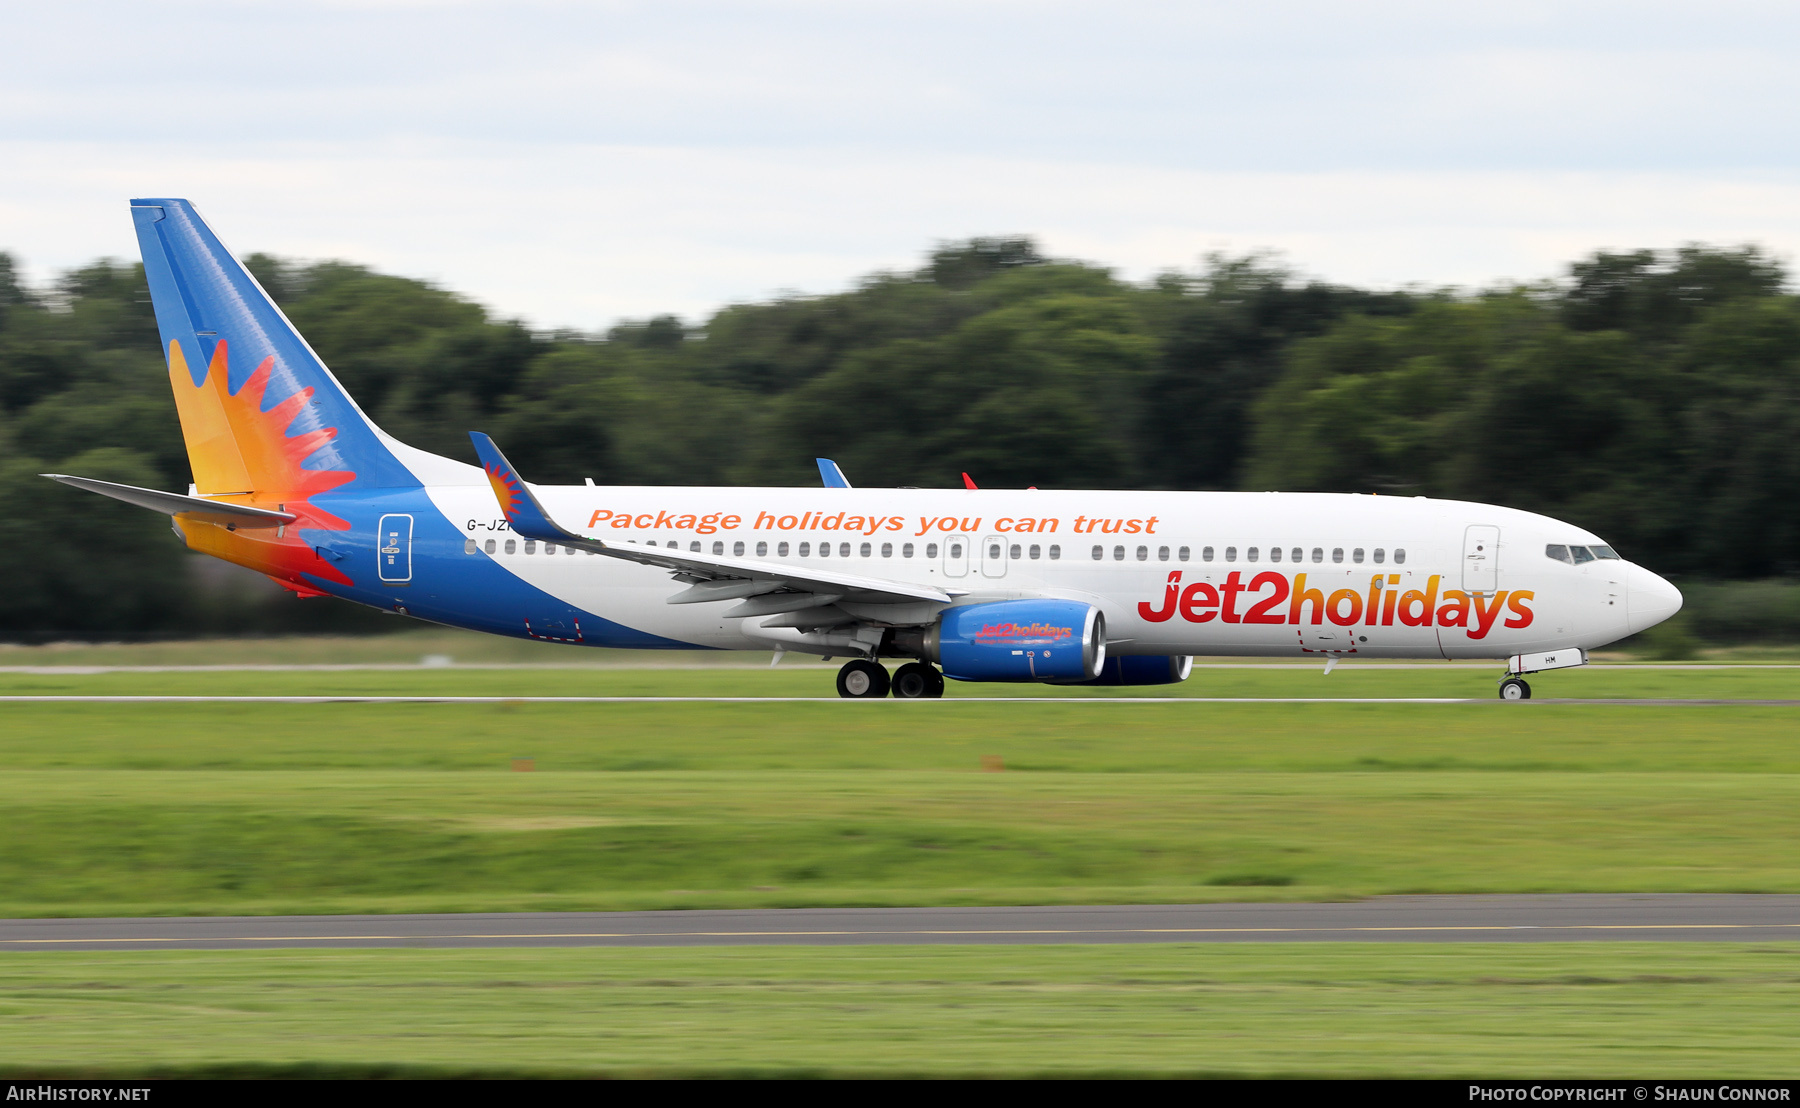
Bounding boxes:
2 663 1795 674
6 922 1799 944
5 696 1799 705
0 695 1479 703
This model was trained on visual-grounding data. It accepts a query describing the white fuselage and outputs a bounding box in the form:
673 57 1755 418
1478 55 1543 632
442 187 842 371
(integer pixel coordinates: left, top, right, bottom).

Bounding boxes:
423 485 1681 658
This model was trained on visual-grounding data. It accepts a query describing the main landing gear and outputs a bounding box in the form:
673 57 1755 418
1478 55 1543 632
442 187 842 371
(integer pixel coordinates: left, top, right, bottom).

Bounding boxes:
891 661 945 699
1498 677 1532 701
836 659 944 699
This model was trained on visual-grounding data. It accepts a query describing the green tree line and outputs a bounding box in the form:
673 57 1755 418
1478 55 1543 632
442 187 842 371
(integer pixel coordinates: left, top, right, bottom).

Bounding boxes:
1 239 1793 639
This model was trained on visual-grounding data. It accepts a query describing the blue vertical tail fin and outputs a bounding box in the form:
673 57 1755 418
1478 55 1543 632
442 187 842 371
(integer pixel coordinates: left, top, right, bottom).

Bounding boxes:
129 199 474 493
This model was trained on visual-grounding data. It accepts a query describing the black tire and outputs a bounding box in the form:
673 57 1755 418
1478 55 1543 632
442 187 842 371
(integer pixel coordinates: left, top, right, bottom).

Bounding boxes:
892 661 943 699
1499 677 1531 701
837 659 890 699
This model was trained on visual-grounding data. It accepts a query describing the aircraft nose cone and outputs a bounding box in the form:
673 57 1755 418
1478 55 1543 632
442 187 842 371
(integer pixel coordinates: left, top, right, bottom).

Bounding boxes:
1626 564 1683 634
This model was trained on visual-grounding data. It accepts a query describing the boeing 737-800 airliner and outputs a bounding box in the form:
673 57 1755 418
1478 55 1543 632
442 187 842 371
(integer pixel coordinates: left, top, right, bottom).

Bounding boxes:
46 200 1684 698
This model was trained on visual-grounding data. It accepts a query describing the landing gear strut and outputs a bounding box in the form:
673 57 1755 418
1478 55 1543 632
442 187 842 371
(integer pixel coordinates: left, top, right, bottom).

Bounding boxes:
1498 677 1532 701
836 659 891 699
891 661 945 699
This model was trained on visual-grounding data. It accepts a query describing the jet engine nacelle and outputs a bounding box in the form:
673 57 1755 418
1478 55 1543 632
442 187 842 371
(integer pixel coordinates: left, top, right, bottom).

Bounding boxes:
1054 654 1193 686
924 599 1106 682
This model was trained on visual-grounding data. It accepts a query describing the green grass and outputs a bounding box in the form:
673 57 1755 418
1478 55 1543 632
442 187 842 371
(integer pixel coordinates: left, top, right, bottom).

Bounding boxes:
2 944 1798 1077
3 658 1800 699
0 664 1798 915
7 658 1800 1076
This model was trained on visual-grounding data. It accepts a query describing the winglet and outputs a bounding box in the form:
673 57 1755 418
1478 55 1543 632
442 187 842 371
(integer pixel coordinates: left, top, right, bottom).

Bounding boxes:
816 458 852 488
962 472 979 490
468 432 581 544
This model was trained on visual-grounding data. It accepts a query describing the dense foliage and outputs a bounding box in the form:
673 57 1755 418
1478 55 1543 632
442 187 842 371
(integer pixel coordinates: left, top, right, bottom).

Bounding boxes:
1 239 1793 638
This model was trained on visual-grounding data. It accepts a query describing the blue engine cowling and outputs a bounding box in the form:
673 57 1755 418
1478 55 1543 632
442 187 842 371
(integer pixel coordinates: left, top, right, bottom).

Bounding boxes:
1053 654 1193 686
928 600 1105 682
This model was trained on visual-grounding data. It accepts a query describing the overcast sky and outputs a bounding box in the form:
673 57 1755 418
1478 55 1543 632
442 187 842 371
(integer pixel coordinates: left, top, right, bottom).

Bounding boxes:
4 0 1799 329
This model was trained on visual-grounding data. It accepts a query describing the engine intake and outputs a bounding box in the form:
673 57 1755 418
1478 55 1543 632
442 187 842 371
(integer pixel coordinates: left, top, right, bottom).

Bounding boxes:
923 600 1105 682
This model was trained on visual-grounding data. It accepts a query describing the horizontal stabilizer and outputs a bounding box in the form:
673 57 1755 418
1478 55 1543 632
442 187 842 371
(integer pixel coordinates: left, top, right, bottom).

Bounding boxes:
42 474 296 527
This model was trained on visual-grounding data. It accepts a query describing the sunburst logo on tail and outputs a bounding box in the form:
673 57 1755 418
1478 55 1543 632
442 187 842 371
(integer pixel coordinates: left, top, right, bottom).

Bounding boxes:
168 339 358 587
483 462 527 525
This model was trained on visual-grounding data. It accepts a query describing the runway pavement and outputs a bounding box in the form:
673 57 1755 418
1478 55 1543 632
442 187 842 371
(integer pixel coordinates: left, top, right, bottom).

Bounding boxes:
5 896 1799 949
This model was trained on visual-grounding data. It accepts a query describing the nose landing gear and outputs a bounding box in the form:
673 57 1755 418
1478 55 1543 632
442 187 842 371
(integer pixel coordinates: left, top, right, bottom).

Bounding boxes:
1498 677 1532 700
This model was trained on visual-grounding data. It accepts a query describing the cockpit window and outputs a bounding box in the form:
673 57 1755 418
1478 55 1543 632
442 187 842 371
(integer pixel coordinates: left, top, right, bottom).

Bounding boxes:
1545 544 1573 564
1591 545 1620 559
1570 545 1595 565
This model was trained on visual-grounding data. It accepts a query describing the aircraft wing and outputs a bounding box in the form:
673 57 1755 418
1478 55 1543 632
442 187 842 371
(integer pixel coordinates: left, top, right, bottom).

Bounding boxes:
468 433 955 613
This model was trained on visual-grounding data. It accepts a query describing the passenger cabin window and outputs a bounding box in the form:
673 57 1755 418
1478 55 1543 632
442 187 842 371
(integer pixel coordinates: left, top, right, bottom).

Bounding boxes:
1269 547 1282 563
1332 547 1343 563
1394 549 1406 565
839 542 851 557
1203 546 1214 562
989 541 1002 560
1224 546 1236 562
544 544 556 555
862 542 873 558
1178 546 1190 562
524 540 537 554
1113 546 1126 561
1292 547 1303 562
464 538 477 554
734 541 745 556
778 542 790 556
1029 544 1041 560
689 541 701 552
1373 548 1385 564
1158 546 1170 562
903 543 915 558
1092 546 1104 560
1312 547 1323 563
1570 546 1595 565
1010 544 1022 560
1352 548 1364 564
799 542 811 556
484 538 497 554
948 541 962 560
756 541 768 556
1136 545 1148 561
504 539 516 555
926 543 938 558
882 542 893 557
1048 545 1061 560
1247 547 1259 562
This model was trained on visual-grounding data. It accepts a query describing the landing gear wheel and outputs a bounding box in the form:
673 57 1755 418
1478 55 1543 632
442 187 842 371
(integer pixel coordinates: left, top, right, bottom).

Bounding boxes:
891 661 945 699
837 659 890 699
1499 677 1532 701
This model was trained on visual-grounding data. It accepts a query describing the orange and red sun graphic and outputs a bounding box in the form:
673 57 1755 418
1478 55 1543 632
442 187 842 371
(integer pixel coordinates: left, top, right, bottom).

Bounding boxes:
167 339 357 588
